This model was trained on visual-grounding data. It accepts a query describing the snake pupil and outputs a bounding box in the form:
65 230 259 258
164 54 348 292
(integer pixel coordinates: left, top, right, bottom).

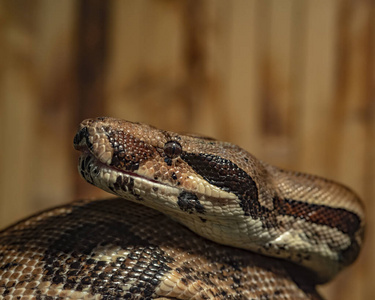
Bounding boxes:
164 141 182 159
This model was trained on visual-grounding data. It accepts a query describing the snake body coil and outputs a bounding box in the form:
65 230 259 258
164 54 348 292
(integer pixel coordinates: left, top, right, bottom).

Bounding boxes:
0 117 365 299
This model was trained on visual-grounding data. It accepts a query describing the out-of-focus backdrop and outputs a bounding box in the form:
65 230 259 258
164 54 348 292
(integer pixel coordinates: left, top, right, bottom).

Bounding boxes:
0 1 374 299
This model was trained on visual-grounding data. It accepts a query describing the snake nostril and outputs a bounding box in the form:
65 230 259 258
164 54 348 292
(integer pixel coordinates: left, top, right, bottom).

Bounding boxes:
73 127 89 149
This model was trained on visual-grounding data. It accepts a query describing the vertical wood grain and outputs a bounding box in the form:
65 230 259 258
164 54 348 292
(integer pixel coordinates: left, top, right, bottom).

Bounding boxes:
0 0 38 225
366 8 375 300
319 1 374 299
106 1 189 131
297 0 339 177
74 0 112 199
32 0 78 209
0 0 77 226
258 0 294 168
220 0 261 152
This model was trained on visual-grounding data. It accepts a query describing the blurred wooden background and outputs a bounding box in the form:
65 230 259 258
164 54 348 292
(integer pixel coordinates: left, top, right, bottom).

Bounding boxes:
0 1 374 299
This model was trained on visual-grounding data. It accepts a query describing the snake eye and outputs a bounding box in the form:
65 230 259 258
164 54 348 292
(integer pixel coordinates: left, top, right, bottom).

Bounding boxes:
164 141 182 159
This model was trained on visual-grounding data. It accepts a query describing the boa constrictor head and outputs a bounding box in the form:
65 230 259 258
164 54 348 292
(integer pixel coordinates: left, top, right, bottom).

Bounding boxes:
74 117 365 283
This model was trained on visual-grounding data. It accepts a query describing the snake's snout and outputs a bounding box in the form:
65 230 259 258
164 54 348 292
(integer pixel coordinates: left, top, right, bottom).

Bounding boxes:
73 117 117 152
73 119 115 165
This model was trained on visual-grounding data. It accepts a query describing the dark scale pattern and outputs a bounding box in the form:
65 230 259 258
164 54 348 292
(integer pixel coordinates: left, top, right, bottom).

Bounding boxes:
79 155 98 185
273 197 361 237
106 128 156 172
177 191 205 214
0 199 173 299
73 127 91 149
110 175 142 201
0 198 323 299
181 153 261 218
181 153 361 246
273 197 362 266
339 239 361 267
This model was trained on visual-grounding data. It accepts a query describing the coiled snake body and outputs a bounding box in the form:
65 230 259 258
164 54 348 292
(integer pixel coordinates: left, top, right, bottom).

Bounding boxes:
0 117 365 299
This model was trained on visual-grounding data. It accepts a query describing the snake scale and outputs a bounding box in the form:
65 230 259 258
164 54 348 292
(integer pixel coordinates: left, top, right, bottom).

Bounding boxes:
0 117 365 299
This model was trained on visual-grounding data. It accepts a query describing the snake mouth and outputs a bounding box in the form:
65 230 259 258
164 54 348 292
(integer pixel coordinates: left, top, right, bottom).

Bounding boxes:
77 151 182 207
78 150 160 187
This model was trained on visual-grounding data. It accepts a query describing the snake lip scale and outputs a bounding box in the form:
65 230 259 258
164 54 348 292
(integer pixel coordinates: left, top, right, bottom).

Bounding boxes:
79 150 161 186
73 117 364 284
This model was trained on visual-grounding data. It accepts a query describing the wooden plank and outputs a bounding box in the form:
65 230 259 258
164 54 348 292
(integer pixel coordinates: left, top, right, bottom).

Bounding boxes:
258 0 294 168
364 5 375 300
106 0 188 131
316 1 374 299
182 0 232 138
220 0 260 153
289 0 309 171
74 0 109 120
73 0 112 199
333 2 375 300
0 0 38 228
291 1 339 296
33 0 79 206
297 0 339 176
0 0 78 228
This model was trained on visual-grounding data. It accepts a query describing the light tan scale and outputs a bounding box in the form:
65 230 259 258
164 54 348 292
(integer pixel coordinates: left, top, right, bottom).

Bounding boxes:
0 117 365 299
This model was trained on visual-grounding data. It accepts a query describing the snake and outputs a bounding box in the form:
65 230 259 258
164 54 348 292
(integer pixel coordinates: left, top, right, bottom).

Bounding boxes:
0 117 365 299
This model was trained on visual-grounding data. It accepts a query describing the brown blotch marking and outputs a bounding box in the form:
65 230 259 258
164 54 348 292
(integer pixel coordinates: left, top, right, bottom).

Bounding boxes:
273 197 361 236
73 127 91 150
177 191 205 214
106 128 156 172
181 153 260 218
0 199 175 298
0 262 18 271
112 176 142 201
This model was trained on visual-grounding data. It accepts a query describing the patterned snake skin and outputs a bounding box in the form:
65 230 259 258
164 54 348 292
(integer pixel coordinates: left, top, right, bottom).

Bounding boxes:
0 117 365 299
